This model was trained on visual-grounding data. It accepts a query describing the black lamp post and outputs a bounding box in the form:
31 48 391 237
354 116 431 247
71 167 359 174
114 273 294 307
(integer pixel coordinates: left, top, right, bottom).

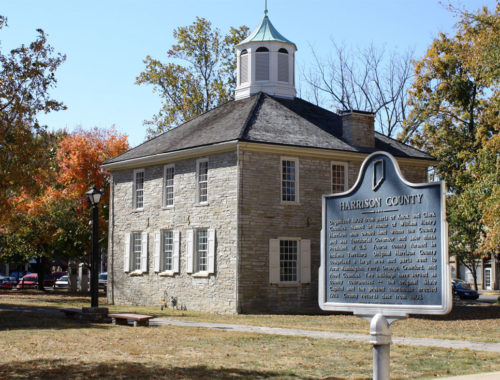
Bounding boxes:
86 186 103 308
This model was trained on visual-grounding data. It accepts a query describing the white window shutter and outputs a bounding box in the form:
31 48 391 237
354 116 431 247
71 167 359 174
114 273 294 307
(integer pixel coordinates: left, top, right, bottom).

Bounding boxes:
208 228 216 274
300 239 311 283
186 229 194 274
154 231 161 272
173 230 180 273
141 232 148 272
124 233 130 272
269 239 280 283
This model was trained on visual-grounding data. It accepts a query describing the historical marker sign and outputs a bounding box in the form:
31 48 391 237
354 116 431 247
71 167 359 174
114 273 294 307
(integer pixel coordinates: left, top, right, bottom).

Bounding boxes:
319 152 451 316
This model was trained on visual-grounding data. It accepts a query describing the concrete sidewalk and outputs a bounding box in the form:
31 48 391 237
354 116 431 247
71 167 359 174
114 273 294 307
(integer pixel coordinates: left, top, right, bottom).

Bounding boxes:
151 317 500 353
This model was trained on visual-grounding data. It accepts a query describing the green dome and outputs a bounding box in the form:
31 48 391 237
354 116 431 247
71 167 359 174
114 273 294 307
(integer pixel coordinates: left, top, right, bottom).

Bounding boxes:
237 14 296 49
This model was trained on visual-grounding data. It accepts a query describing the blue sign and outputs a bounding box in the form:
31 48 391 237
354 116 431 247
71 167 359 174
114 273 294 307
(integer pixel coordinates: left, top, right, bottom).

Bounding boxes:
319 152 451 315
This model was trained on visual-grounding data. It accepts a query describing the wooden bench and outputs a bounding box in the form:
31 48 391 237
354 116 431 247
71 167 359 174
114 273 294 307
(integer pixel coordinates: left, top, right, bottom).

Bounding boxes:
62 307 81 319
108 313 154 327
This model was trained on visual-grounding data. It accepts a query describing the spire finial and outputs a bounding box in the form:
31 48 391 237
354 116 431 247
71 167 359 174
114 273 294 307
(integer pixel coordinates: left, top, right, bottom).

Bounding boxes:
264 0 268 15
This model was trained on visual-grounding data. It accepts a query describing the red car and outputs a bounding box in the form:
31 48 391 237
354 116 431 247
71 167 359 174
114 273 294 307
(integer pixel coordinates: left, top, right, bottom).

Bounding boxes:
16 273 59 289
0 277 17 290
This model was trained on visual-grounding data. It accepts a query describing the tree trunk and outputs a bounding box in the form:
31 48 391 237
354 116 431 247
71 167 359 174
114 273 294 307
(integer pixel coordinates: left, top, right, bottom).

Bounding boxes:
36 256 45 291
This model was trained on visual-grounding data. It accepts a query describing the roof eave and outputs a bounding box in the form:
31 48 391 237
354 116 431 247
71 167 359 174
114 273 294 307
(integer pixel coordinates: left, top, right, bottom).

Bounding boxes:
102 140 239 170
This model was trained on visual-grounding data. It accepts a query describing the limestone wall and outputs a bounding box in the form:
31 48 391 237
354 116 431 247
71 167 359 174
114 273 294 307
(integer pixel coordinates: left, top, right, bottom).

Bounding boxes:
237 149 428 313
108 151 239 313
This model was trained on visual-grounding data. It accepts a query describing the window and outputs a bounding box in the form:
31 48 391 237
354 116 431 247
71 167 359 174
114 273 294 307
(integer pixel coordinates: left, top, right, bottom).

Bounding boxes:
161 230 173 271
331 162 348 193
132 232 142 271
197 159 208 204
256 47 269 81
123 232 148 273
278 48 289 82
269 238 310 284
153 230 180 274
240 49 248 83
196 229 208 272
186 228 215 275
163 164 175 207
281 158 299 203
133 169 144 209
279 240 297 282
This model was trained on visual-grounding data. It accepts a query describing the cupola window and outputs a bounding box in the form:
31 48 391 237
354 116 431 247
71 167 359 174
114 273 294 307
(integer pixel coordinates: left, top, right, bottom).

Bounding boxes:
278 48 289 82
256 47 270 81
240 49 248 84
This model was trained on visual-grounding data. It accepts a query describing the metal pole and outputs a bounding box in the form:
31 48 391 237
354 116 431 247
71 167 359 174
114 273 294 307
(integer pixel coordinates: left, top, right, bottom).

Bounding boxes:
90 204 99 308
370 314 392 380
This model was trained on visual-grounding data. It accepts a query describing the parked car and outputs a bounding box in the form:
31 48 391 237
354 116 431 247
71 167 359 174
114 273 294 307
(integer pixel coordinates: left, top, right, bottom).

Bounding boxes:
98 272 107 291
453 278 471 289
16 273 61 289
0 277 18 290
452 280 479 300
16 273 38 289
54 275 69 289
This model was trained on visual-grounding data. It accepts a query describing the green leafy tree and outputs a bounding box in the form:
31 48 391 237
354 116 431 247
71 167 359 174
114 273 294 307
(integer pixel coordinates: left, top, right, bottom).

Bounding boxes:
0 16 66 215
401 5 499 287
136 17 248 138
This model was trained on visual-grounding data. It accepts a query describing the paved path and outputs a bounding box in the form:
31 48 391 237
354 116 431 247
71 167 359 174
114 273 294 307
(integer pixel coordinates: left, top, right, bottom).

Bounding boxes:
150 318 500 353
2 304 499 353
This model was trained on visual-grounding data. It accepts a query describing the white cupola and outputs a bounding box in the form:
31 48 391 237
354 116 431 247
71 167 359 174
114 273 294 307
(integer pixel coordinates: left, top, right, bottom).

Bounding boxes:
235 9 297 100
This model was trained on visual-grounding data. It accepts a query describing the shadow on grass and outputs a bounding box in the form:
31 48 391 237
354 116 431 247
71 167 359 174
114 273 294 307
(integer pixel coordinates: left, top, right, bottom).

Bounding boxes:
0 360 348 380
0 310 110 331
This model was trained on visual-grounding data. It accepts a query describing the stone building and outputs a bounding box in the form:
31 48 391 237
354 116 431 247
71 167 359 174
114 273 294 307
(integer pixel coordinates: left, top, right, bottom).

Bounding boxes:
102 11 434 313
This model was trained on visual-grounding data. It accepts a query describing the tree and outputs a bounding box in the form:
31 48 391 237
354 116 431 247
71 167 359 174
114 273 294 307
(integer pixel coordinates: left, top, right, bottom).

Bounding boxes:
136 17 248 138
1 128 128 289
0 16 65 215
53 127 129 263
302 41 415 138
401 5 499 287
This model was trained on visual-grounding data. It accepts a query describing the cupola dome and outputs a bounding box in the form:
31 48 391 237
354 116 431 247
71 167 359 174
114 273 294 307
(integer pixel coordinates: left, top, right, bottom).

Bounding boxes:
235 10 297 100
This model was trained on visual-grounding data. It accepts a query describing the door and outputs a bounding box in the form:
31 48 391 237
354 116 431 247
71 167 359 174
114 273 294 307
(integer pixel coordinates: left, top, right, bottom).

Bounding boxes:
484 268 492 290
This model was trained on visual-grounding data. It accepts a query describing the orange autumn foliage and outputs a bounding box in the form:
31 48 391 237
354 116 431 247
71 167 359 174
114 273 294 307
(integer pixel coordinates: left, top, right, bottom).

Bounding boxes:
56 127 128 203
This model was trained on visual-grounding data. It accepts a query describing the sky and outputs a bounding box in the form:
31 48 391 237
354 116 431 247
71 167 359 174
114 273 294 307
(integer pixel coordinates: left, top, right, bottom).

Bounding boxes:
2 0 498 147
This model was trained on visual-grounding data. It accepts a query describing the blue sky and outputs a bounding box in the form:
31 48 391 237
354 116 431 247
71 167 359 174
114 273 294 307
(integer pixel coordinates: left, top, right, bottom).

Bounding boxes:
2 0 497 147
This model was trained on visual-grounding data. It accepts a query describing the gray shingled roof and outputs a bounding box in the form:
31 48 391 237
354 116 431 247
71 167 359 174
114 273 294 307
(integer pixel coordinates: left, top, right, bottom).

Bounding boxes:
105 93 432 165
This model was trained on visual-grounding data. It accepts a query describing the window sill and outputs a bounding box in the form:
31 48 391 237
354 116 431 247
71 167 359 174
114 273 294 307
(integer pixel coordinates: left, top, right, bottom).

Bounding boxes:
273 282 301 287
192 271 210 278
162 205 174 210
195 202 209 207
158 271 175 277
129 270 145 276
132 208 144 213
281 201 300 206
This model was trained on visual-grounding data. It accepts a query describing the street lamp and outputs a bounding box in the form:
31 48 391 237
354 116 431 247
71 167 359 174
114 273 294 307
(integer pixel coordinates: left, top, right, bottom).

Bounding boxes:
86 186 103 308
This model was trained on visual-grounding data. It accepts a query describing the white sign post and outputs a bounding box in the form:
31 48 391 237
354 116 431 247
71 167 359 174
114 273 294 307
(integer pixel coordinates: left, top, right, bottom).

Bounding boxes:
319 152 451 379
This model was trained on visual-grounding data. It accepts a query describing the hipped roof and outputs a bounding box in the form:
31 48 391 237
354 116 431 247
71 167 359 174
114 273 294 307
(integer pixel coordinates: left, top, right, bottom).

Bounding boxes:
104 93 432 166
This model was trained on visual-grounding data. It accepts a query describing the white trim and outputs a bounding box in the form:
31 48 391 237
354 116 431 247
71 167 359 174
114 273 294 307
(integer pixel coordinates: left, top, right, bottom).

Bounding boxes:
102 141 238 170
132 169 145 210
280 156 299 204
123 233 130 272
173 230 180 273
330 160 348 193
186 229 194 274
238 142 435 167
153 231 161 272
163 164 175 208
207 228 216 274
140 232 148 273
